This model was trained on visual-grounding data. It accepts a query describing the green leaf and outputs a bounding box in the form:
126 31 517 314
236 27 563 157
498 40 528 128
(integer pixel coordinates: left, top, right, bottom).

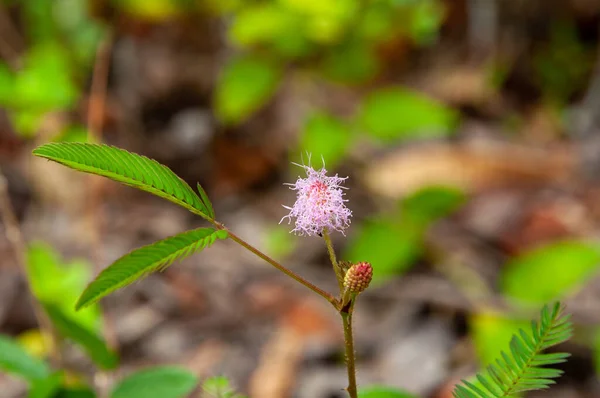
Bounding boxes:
0 334 50 381
470 311 529 367
359 386 419 398
27 242 101 332
344 217 422 283
215 56 281 125
196 183 215 219
500 241 600 305
76 228 228 310
358 87 458 142
453 302 572 398
28 372 63 398
401 186 466 226
111 366 198 398
43 304 118 370
299 112 354 168
345 186 465 283
202 376 246 398
13 43 78 110
54 387 97 398
321 41 379 84
0 62 14 104
32 143 211 218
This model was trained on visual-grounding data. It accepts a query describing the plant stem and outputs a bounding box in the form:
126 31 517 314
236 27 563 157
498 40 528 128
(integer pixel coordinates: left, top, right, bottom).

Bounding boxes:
342 301 358 398
220 225 339 308
0 171 62 367
323 229 344 292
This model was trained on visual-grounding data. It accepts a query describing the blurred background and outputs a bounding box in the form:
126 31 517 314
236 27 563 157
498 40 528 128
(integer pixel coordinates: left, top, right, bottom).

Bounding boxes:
1 0 600 397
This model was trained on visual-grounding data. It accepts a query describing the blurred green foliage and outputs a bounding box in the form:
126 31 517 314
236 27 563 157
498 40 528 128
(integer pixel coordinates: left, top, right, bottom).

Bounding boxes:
0 334 50 381
358 386 419 398
110 366 198 398
300 112 354 168
0 0 104 138
27 242 101 331
215 56 282 125
501 241 600 306
201 376 247 398
358 88 458 143
345 186 466 282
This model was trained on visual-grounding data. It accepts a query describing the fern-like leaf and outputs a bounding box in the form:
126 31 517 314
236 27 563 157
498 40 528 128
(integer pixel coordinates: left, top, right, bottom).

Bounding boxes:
453 302 572 398
33 143 213 219
76 228 228 310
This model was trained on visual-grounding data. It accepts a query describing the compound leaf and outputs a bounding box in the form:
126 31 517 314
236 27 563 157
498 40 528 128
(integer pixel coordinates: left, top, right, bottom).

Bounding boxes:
33 143 211 219
76 228 228 310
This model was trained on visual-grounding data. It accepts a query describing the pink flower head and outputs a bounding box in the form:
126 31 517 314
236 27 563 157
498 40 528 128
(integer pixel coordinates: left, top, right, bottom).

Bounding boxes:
280 161 352 236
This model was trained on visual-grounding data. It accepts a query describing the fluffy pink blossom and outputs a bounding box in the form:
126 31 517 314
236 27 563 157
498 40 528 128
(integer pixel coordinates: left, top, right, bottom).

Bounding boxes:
280 163 352 236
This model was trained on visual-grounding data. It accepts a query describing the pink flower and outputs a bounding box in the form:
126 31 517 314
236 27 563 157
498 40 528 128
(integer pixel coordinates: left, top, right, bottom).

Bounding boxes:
280 163 352 236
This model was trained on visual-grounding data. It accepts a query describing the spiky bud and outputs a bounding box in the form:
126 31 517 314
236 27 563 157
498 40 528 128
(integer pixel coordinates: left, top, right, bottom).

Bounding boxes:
343 262 373 294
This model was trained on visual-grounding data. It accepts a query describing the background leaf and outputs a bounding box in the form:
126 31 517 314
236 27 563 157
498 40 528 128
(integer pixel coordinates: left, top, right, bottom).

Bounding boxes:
358 87 458 142
32 143 211 217
470 311 529 367
215 56 281 124
28 372 63 398
345 217 422 282
0 334 50 381
201 376 246 398
110 366 198 398
500 241 600 305
345 186 465 282
299 112 354 168
76 228 228 310
43 304 118 370
27 242 100 332
359 386 419 398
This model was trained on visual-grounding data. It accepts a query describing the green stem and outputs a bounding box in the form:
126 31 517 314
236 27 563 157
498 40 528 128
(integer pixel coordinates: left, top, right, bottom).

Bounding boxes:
323 229 344 292
342 302 358 398
218 224 338 308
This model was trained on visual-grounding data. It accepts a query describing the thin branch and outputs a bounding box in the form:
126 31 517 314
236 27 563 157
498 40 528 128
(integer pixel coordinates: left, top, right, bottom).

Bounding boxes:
341 300 357 398
220 225 339 309
85 34 119 351
323 229 344 293
86 36 117 398
0 170 61 366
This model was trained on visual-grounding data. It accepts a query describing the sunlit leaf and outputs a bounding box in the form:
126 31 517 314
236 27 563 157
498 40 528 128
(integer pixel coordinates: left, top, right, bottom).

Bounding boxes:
43 304 118 369
501 241 600 305
111 367 198 398
0 334 50 381
215 56 282 125
359 87 458 142
76 228 228 310
33 143 211 218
